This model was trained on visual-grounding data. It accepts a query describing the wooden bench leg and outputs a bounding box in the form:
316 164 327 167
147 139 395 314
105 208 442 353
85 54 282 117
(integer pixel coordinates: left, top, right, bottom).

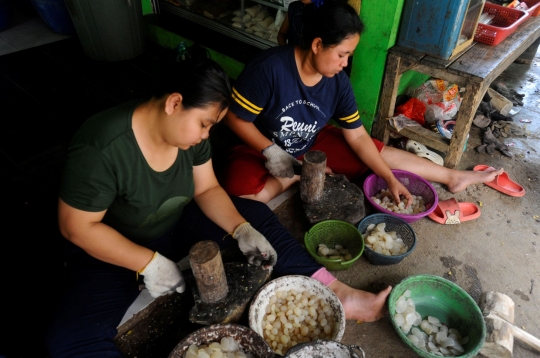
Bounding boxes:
444 81 484 169
515 37 540 65
372 53 403 144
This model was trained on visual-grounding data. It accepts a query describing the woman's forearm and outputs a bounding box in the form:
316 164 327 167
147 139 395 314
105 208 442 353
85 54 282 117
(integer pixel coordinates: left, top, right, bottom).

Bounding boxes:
343 127 396 184
194 185 246 234
59 199 154 271
224 111 272 152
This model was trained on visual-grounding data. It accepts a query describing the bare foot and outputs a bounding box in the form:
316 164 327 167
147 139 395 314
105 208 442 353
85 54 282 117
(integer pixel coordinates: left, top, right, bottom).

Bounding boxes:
447 167 504 193
329 281 392 322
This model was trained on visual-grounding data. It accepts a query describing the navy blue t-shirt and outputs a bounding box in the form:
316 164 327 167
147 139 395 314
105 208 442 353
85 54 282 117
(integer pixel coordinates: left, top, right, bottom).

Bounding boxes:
230 45 362 157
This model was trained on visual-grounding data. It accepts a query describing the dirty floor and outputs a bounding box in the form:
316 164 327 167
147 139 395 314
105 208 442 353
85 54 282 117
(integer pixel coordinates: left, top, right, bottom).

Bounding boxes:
302 57 539 357
2 14 539 358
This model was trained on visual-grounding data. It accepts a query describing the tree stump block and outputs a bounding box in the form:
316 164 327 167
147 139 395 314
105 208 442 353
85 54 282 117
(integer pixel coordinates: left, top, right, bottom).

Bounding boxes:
187 263 271 325
189 240 228 304
303 174 365 226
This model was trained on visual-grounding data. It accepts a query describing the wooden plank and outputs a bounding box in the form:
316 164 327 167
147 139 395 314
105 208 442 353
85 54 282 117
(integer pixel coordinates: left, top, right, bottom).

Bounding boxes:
372 52 403 143
389 46 427 63
447 15 540 82
411 64 469 87
444 81 484 169
388 124 449 153
397 57 419 74
420 42 477 70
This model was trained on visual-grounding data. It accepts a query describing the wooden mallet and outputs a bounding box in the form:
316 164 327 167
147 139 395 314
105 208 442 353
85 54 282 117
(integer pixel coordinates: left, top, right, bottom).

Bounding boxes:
479 291 540 357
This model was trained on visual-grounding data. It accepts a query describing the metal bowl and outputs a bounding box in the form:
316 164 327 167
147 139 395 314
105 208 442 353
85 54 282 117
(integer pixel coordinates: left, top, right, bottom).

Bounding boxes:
167 323 274 358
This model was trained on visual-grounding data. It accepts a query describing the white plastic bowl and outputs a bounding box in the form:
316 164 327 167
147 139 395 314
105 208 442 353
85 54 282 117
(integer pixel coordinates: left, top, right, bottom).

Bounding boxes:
248 275 346 354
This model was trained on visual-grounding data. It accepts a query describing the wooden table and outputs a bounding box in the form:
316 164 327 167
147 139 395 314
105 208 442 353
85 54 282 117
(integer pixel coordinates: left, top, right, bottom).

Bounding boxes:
371 14 540 169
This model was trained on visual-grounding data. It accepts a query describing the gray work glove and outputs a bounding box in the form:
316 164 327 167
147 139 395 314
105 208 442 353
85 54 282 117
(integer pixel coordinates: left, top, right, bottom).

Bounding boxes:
262 144 301 178
139 252 186 298
233 222 277 268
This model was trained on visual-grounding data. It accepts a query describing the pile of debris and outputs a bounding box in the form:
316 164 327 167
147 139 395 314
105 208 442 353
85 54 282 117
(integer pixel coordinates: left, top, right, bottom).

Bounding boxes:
473 82 528 157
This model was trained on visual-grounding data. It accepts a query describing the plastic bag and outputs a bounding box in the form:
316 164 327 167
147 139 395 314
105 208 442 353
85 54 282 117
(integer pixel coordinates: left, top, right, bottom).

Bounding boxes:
436 120 455 139
389 114 422 132
413 79 461 122
394 98 426 126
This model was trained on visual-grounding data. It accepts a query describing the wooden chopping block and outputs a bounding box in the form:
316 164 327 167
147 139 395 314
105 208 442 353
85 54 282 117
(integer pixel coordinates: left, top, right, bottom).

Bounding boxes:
186 262 271 325
479 291 540 357
300 149 366 225
303 173 365 225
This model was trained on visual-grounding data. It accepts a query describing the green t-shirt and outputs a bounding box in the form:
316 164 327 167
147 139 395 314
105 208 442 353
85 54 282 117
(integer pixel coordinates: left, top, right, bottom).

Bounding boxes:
59 100 212 244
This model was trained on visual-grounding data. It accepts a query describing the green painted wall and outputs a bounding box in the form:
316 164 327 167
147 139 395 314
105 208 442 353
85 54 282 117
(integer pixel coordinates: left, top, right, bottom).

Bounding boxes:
397 70 431 98
349 0 404 134
142 0 153 15
146 24 245 79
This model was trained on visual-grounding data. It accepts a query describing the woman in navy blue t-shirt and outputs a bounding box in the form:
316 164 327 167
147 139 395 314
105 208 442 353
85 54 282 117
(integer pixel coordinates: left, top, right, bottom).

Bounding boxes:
222 1 503 204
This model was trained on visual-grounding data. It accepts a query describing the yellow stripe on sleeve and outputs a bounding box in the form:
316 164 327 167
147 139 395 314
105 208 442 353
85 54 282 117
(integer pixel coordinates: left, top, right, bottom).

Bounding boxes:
338 111 360 124
232 87 262 115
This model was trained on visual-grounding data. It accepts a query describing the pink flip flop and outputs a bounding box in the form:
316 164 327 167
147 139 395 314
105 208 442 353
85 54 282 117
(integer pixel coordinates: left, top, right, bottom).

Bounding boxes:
473 165 525 197
428 198 481 224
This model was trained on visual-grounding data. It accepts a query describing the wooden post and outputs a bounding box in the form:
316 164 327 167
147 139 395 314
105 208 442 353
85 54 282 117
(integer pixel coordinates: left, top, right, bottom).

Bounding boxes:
189 240 228 303
479 291 515 323
481 314 514 358
487 88 513 116
300 150 327 204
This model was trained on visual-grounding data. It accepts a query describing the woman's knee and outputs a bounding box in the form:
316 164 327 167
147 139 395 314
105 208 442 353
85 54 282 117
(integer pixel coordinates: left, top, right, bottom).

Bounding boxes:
231 196 274 220
46 318 121 358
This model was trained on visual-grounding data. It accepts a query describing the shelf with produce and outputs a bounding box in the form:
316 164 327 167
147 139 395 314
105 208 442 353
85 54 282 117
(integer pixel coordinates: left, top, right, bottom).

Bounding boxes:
159 0 280 49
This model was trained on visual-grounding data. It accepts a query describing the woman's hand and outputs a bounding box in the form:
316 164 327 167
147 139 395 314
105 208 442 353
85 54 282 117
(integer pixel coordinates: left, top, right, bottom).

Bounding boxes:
262 144 301 178
341 126 413 208
139 252 186 298
386 177 413 208
233 222 277 269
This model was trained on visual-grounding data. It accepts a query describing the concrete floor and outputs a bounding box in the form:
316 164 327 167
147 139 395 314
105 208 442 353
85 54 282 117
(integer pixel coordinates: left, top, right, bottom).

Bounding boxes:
272 55 540 357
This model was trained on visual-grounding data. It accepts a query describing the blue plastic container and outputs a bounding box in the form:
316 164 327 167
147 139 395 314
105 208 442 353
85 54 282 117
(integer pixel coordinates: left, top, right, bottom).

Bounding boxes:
397 0 484 60
30 0 75 35
0 0 13 32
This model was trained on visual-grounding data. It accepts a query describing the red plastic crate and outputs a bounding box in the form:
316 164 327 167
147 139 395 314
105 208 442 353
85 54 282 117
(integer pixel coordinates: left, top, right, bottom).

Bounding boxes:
474 2 530 45
520 0 540 16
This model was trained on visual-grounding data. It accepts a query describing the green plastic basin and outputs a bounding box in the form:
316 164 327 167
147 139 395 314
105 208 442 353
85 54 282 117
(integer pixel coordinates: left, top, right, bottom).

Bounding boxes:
388 274 486 357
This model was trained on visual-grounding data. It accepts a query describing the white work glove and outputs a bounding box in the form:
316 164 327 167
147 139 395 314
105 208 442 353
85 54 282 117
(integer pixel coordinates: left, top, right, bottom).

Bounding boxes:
233 222 277 268
139 252 186 298
262 144 301 178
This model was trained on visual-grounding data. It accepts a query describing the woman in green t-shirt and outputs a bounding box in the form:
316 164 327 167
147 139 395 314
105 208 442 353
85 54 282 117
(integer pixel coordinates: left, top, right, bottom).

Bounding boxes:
46 56 390 357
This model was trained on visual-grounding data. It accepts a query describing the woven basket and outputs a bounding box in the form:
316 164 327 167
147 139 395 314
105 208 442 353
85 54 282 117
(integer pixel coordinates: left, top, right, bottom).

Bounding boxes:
363 170 438 223
357 214 417 265
304 220 364 271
